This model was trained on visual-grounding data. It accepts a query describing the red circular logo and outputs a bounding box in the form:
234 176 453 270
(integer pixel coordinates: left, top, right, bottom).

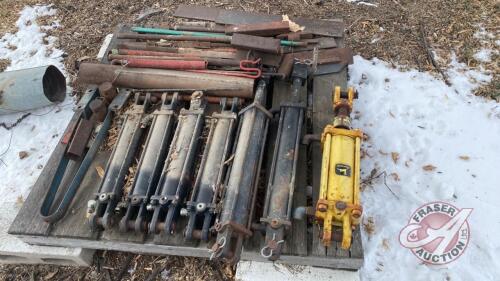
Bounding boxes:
399 201 472 265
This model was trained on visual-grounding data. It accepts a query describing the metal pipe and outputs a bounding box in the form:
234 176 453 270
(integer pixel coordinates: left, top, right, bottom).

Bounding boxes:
211 80 271 263
77 63 255 98
119 94 181 233
117 32 230 43
116 48 238 59
111 58 208 70
89 94 149 231
0 65 66 115
185 98 238 241
149 92 206 234
108 54 240 67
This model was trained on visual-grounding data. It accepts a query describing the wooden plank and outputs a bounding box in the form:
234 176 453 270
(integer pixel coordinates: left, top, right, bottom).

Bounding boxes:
288 144 308 256
16 234 362 270
350 227 364 259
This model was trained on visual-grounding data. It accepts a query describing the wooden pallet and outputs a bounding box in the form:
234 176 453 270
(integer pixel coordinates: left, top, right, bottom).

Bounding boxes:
8 27 363 270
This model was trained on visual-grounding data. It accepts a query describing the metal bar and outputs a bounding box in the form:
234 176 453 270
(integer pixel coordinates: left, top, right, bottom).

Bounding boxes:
88 94 149 231
111 58 208 70
184 98 238 241
225 21 290 36
211 80 271 263
40 110 112 223
149 92 207 235
108 54 241 67
119 93 181 233
117 32 230 43
77 63 255 98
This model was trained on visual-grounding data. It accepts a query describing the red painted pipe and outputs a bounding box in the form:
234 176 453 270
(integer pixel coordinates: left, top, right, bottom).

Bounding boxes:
111 58 208 70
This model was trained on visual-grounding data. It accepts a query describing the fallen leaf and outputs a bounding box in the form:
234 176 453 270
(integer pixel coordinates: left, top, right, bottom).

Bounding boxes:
422 164 436 171
459 155 470 161
389 111 395 118
390 172 400 181
363 217 375 236
18 151 29 159
404 160 411 167
43 270 58 280
391 152 399 164
16 195 24 206
96 166 105 178
378 150 388 156
282 15 305 32
382 238 390 250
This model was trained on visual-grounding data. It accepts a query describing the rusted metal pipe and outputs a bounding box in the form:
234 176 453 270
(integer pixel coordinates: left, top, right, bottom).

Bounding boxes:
77 63 254 98
108 54 240 67
117 48 238 59
117 32 230 43
111 58 208 70
0 65 66 115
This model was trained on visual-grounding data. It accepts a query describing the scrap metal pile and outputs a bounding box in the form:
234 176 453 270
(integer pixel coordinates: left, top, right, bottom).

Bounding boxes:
39 5 362 264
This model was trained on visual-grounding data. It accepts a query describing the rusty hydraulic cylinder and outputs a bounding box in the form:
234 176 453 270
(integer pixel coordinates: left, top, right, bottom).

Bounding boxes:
119 94 181 233
149 92 206 234
184 98 239 241
88 94 150 231
111 58 207 70
260 63 307 260
77 63 254 98
211 80 271 263
225 21 290 36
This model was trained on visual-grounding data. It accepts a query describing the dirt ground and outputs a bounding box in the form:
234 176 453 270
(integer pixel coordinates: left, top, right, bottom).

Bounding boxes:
0 0 498 280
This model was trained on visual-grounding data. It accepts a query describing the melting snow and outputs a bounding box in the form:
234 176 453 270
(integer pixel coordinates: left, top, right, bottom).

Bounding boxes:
351 56 500 280
0 5 74 205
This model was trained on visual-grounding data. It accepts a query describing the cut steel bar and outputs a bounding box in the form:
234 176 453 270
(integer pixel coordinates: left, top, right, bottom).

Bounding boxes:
149 92 206 234
0 65 66 115
225 21 290 36
77 63 255 98
89 94 150 231
185 98 238 241
111 58 208 70
260 63 307 260
119 94 181 233
230 33 281 54
211 80 271 263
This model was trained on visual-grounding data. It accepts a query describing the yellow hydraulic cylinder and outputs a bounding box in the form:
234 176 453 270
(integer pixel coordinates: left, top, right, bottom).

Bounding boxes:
315 87 363 249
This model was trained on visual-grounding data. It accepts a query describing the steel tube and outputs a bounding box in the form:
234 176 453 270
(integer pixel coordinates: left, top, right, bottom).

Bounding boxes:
117 32 230 43
108 54 240 67
78 63 254 98
111 58 208 70
0 65 66 115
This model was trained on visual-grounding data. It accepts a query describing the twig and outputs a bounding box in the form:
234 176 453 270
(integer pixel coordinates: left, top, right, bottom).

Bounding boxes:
114 254 134 281
419 22 451 85
362 171 399 199
134 8 167 23
0 113 31 130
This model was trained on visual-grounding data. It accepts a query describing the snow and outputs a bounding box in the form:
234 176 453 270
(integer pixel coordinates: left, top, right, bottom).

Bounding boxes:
351 56 500 280
0 5 74 205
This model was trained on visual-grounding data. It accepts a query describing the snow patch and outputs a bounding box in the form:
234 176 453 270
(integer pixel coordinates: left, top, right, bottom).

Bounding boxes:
350 56 500 280
0 5 74 205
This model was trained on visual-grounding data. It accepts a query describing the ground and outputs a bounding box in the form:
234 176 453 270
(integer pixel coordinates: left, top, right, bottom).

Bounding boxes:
0 0 499 280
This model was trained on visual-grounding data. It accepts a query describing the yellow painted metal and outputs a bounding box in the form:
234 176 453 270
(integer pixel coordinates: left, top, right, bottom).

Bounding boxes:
315 86 363 249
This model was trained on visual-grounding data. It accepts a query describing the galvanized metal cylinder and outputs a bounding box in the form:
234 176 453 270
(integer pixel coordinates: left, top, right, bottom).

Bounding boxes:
0 65 66 115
